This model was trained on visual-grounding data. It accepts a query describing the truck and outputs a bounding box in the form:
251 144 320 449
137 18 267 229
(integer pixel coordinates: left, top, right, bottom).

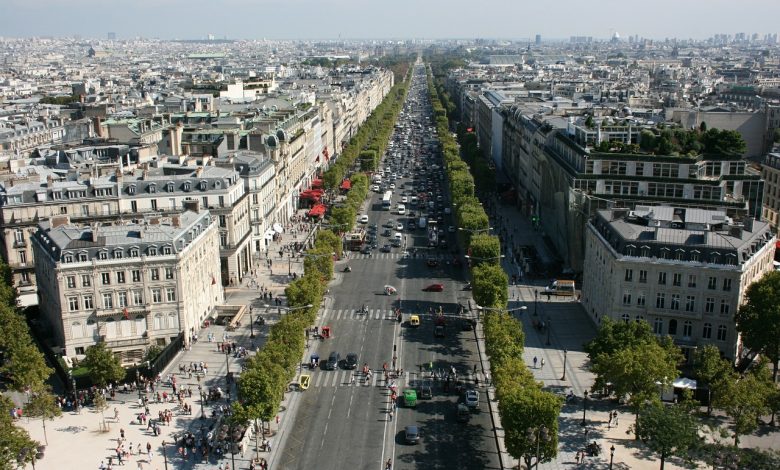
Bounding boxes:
382 191 392 210
418 217 427 229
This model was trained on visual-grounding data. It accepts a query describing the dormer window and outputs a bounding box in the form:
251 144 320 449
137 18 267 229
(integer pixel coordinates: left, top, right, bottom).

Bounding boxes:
148 184 157 194
128 185 136 195
78 252 88 262
63 253 73 263
148 246 158 256
215 180 221 188
98 250 108 260
129 247 139 257
183 182 191 192
114 249 123 259
167 182 175 192
162 245 172 255
200 180 208 190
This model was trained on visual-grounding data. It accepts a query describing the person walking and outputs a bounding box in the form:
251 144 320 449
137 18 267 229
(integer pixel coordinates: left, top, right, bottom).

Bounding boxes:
540 358 545 370
533 356 538 369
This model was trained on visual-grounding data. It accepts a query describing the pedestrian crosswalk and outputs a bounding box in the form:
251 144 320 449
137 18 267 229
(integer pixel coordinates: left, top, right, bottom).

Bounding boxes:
299 369 488 390
345 252 456 261
319 308 396 321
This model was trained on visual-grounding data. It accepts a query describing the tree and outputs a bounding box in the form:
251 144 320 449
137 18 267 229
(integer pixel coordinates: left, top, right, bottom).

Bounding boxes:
24 386 62 445
4 341 52 393
93 392 110 432
639 130 657 151
472 264 508 311
718 364 773 446
82 342 125 387
584 317 656 361
700 121 708 132
237 362 286 437
692 345 733 416
735 271 780 380
499 386 562 469
635 401 699 469
590 338 683 435
468 234 501 267
701 128 747 156
585 115 594 128
0 395 39 470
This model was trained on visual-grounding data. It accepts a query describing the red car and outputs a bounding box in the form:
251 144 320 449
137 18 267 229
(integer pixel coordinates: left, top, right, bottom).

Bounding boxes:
423 283 444 292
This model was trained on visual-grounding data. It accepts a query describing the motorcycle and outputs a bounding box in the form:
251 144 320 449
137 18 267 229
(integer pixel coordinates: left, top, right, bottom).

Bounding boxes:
344 266 352 272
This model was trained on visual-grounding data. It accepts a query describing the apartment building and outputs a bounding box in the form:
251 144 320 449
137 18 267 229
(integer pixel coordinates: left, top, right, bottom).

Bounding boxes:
582 206 775 363
761 152 780 231
31 209 223 364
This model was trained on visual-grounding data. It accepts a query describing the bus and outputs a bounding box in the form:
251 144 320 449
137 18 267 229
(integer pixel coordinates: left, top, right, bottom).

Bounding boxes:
382 191 392 210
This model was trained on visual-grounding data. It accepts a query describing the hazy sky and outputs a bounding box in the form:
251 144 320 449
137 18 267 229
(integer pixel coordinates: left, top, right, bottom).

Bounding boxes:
2 0 779 41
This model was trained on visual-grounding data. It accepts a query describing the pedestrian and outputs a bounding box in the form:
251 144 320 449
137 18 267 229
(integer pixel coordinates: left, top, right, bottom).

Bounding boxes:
540 358 545 370
120 428 125 440
533 356 538 368
351 374 356 386
608 411 613 429
386 458 392 470
389 410 394 421
575 451 581 464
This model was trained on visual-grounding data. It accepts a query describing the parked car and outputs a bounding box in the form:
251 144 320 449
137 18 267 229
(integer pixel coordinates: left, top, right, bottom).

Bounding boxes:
404 425 420 444
423 283 444 292
465 389 480 409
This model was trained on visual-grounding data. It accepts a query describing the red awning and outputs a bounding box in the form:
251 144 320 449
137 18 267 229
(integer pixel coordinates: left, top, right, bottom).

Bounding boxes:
307 204 326 217
340 179 352 190
300 189 325 200
311 179 323 189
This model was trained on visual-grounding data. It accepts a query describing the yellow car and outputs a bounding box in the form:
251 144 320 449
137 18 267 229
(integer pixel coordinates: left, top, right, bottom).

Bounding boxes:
409 315 421 327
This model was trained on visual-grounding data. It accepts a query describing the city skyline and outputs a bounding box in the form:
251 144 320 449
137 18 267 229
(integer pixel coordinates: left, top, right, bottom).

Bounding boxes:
1 0 779 41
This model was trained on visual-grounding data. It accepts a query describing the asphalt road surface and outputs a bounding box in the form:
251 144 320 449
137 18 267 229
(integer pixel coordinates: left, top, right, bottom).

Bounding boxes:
278 66 500 470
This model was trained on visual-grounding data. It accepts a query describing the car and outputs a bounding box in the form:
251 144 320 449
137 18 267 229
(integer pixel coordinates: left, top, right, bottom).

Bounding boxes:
404 425 420 444
408 315 421 327
383 228 391 237
401 196 408 203
418 382 433 399
345 353 359 369
427 257 439 267
396 223 404 231
325 352 341 370
385 219 395 228
463 282 473 291
457 404 470 423
465 389 479 409
423 283 444 292
381 244 392 253
403 389 418 407
390 183 396 189
359 215 369 224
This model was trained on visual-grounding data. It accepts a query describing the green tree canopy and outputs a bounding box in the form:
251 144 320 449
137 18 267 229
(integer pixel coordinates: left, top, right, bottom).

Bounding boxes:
0 395 38 470
735 271 780 380
584 317 656 362
82 342 125 387
692 344 733 415
717 363 773 446
635 401 699 470
468 234 501 266
499 386 562 469
472 263 508 310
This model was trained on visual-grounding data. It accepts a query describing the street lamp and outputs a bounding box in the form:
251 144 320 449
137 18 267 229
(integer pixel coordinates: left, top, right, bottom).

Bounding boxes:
458 226 493 234
581 389 589 426
196 374 205 420
526 425 549 469
277 303 314 316
534 290 538 316
136 368 142 400
475 305 527 317
464 254 505 261
546 315 551 346
561 349 568 381
609 445 615 469
225 348 231 394
249 307 255 339
161 441 169 470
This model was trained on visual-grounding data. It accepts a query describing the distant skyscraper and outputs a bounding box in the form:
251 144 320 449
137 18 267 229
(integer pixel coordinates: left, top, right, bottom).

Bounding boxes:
535 34 541 45
107 32 116 41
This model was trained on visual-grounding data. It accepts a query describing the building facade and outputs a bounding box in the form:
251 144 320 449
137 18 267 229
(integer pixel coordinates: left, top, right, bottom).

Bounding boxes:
581 206 775 363
31 210 223 364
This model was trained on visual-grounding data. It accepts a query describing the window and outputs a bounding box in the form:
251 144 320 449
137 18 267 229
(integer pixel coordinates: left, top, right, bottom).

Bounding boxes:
63 254 73 263
152 288 162 303
688 275 696 288
639 270 647 283
14 229 23 243
117 291 128 308
78 252 88 262
673 273 682 287
219 215 227 228
102 293 113 308
705 298 715 314
708 277 717 290
703 323 712 339
169 198 176 209
167 182 174 192
101 272 111 285
66 276 76 288
683 320 693 337
636 315 644 322
149 184 157 194
653 318 663 334
116 272 126 284
132 270 141 282
165 267 174 280
658 272 667 285
113 249 123 259
723 279 732 291
129 248 139 257
220 233 228 246
656 293 665 309
162 246 172 255
671 294 680 310
668 319 678 335
685 296 696 312
717 325 728 341
150 268 160 281
75 346 85 355
81 205 89 216
148 246 158 256
132 290 144 305
83 295 93 310
637 293 646 306
720 300 730 316
68 296 79 311
98 251 108 260
166 288 176 302
623 293 632 305
621 313 630 323
690 251 700 262
151 199 157 210
131 201 138 212
128 185 136 195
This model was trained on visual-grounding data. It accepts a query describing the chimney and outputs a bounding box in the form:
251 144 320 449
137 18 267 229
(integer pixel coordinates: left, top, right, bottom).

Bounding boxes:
90 223 100 242
172 215 181 228
46 175 54 188
50 215 70 228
